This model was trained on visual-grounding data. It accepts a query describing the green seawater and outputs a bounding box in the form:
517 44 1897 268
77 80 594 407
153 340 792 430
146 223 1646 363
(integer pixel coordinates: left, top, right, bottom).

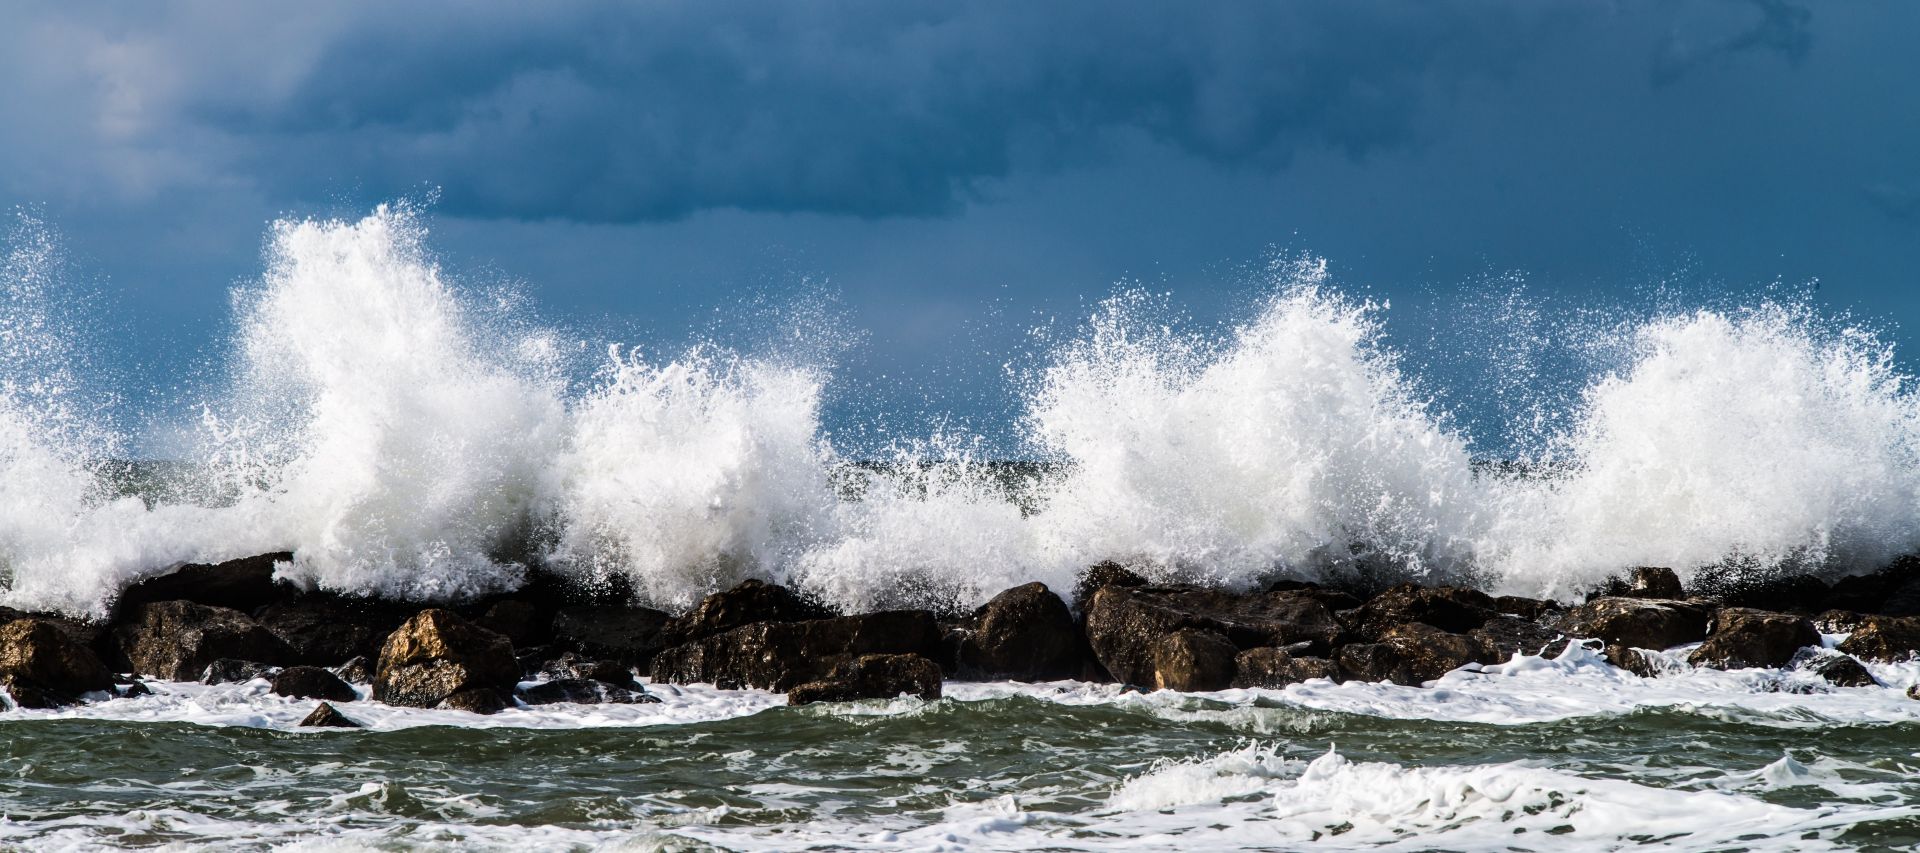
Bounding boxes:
4 693 1920 851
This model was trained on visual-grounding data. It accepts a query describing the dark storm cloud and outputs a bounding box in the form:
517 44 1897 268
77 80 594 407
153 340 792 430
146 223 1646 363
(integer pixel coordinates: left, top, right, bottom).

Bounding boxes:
4 1 1561 223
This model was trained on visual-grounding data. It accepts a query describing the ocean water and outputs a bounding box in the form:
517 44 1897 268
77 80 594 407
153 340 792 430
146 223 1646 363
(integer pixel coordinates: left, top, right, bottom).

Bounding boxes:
7 205 1920 848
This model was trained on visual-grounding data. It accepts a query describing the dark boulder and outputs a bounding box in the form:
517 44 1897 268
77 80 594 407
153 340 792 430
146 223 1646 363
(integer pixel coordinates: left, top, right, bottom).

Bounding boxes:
1805 654 1877 688
299 701 362 728
664 579 830 644
257 598 410 667
1348 584 1498 639
1073 561 1148 605
551 605 672 667
1691 567 1830 614
272 666 358 702
1468 615 1570 661
1491 595 1558 621
520 678 658 705
1147 629 1238 692
1554 597 1709 651
438 687 512 714
1082 585 1344 686
1603 643 1663 677
114 600 292 682
1689 608 1819 670
537 652 640 690
1334 623 1488 686
1611 567 1684 600
787 654 942 705
117 552 294 614
1826 558 1920 616
372 609 518 709
952 582 1081 680
1229 647 1337 688
0 618 114 708
201 659 280 684
651 610 941 692
476 598 549 646
334 656 375 685
1835 614 1920 663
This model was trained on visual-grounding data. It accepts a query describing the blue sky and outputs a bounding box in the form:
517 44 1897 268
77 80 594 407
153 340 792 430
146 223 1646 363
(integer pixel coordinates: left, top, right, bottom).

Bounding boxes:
3 1 1918 453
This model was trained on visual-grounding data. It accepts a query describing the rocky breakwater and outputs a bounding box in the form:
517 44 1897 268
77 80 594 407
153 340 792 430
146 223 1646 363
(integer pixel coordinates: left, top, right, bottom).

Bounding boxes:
11 556 1920 718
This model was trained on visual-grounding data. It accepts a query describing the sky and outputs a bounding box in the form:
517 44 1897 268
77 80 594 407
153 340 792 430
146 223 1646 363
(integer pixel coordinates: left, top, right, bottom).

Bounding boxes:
3 0 1918 454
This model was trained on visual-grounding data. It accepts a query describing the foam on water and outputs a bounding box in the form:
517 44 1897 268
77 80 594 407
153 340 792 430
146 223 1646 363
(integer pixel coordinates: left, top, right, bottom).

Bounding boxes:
3 204 1920 615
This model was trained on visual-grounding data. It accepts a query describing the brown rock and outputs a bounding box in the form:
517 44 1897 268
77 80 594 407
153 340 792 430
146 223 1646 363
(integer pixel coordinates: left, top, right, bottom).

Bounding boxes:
1073 561 1148 604
1689 608 1819 670
200 659 280 684
1229 647 1337 688
372 609 518 709
1491 595 1558 621
0 618 113 708
1469 615 1570 661
551 605 672 666
1081 585 1343 686
787 654 942 705
1147 629 1237 692
298 701 362 728
1835 614 1920 663
113 600 292 682
1603 643 1662 677
476 598 548 646
1806 654 1877 688
665 579 830 644
651 610 941 692
1348 584 1498 639
1334 623 1489 686
272 666 358 702
437 687 511 714
257 598 411 667
1554 597 1709 651
116 552 294 614
954 582 1081 680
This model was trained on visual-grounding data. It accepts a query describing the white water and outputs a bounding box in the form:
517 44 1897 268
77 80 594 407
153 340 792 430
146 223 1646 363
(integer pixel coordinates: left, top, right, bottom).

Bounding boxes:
3 205 1920 616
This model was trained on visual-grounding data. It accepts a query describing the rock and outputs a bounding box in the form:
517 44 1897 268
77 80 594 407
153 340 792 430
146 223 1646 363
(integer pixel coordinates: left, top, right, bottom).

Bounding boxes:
1081 585 1344 685
299 701 363 728
1147 629 1238 692
1602 643 1663 677
476 599 548 646
1815 609 1871 634
953 582 1081 680
1554 597 1709 651
114 601 292 682
272 666 358 702
537 652 640 689
117 680 152 698
1073 561 1148 605
256 598 409 667
1691 567 1830 614
1334 623 1488 686
1910 684 1920 701
1348 584 1498 639
651 610 942 692
117 552 294 614
1835 614 1920 662
1618 567 1684 599
664 579 830 644
437 687 512 714
1826 558 1920 616
0 618 113 707
1229 647 1337 688
786 654 942 705
1806 654 1877 688
333 656 375 685
1468 615 1570 661
519 678 658 705
200 659 280 684
551 605 672 666
1689 608 1819 670
1491 595 1558 621
372 609 518 709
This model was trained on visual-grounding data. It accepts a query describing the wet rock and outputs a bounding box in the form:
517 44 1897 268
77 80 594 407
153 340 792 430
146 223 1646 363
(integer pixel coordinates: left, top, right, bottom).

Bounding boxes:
786 654 942 705
519 678 658 706
551 605 672 667
651 610 941 692
1834 614 1920 663
953 582 1081 680
1909 684 1920 701
299 701 362 728
200 659 280 684
114 600 292 682
0 618 114 708
1268 581 1365 612
1806 654 1877 688
1081 585 1344 686
1229 647 1337 688
372 609 518 709
437 687 512 715
116 552 295 614
1073 561 1148 605
1615 567 1684 600
1689 608 1819 670
333 656 375 685
1491 595 1558 621
1826 558 1920 616
1348 584 1498 639
664 579 830 644
1147 629 1237 692
272 666 358 702
1468 615 1570 661
1691 566 1830 614
1554 597 1710 651
476 598 548 646
1815 609 1871 634
1334 623 1488 686
257 598 410 667
1602 643 1663 677
538 652 640 690
117 680 152 698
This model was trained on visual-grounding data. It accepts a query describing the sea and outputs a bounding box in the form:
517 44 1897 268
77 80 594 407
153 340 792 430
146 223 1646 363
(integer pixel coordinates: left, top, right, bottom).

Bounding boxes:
3 204 1920 850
